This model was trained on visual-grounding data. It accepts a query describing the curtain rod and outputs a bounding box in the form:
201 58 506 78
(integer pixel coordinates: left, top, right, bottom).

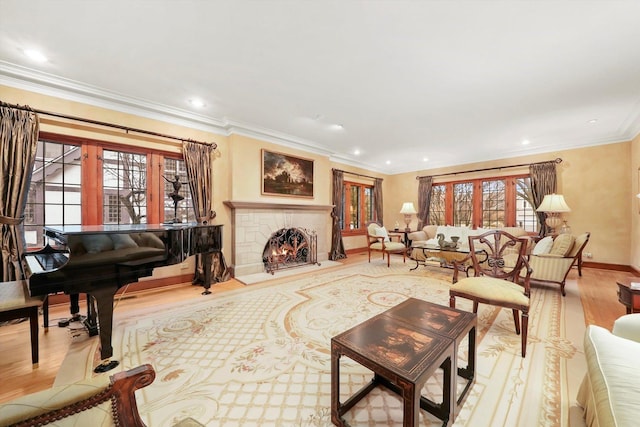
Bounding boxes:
332 168 381 181
416 158 562 180
2 101 217 149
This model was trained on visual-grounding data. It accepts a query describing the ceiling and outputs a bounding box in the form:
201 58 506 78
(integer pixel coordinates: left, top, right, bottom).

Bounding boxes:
2 1 640 174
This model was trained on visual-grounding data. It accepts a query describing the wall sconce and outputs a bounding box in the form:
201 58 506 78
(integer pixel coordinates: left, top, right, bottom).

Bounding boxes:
536 194 571 235
399 202 417 231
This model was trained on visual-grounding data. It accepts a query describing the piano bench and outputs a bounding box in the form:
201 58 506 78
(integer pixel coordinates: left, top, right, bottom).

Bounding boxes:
0 280 45 365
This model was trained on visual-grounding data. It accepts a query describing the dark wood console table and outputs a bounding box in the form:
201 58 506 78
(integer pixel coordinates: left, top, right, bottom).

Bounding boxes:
617 278 640 314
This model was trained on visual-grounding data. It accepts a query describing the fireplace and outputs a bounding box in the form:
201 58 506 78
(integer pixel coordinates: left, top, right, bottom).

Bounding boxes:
223 201 334 277
262 227 318 274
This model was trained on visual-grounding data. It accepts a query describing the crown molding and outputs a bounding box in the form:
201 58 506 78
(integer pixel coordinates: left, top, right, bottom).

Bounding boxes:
0 61 389 170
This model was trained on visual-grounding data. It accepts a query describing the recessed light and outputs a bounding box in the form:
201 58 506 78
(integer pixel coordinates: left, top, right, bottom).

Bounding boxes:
423 157 429 162
329 124 345 131
354 149 360 155
522 139 530 146
588 119 598 124
24 49 47 63
188 99 205 108
386 160 391 165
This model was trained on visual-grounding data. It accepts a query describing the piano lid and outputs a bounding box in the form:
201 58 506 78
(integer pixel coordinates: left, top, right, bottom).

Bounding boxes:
44 223 206 235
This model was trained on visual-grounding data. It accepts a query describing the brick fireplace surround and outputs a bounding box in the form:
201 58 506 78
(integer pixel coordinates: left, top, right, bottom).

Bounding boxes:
223 201 334 277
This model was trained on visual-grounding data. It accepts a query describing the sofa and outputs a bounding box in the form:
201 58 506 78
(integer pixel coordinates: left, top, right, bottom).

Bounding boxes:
577 314 640 427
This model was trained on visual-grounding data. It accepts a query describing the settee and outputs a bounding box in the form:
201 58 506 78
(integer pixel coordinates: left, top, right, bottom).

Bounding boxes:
0 364 155 427
577 314 640 427
407 225 530 262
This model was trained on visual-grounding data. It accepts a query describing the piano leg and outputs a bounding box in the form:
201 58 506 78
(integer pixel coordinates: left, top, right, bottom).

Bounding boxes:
202 252 213 295
88 286 120 373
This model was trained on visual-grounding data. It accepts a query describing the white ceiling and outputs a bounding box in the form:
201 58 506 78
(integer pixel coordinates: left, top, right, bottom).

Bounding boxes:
2 1 640 174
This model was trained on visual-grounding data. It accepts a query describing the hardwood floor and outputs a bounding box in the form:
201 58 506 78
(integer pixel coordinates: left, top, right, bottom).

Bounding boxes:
0 253 633 405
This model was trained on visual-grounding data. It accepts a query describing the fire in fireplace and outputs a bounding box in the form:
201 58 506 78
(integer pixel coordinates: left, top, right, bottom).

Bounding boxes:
262 227 319 274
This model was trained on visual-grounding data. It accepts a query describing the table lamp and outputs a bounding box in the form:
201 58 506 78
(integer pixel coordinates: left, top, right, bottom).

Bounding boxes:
536 194 570 235
399 202 417 231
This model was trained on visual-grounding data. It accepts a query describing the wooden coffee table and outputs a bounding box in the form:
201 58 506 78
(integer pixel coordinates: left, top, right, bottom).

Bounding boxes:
384 298 477 417
331 298 476 426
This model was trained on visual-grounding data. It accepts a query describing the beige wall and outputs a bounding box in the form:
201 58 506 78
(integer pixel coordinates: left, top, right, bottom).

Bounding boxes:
2 84 637 268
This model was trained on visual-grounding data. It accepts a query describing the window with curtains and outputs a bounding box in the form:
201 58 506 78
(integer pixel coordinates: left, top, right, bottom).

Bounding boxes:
24 134 192 247
428 174 538 232
342 181 375 233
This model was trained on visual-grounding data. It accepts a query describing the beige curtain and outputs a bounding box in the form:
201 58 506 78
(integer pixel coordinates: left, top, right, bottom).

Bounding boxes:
530 161 557 236
329 169 346 260
417 176 433 229
0 103 39 281
374 178 383 225
182 141 229 283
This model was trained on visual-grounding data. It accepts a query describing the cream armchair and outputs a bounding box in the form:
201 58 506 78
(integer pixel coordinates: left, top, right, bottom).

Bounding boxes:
366 222 406 267
526 232 590 296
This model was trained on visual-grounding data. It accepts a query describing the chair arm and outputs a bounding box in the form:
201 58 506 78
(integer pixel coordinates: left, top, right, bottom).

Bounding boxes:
0 364 155 427
407 231 427 242
612 314 640 343
527 255 574 281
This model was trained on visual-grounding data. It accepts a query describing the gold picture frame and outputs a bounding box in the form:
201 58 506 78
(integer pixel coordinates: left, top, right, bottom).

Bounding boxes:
261 149 314 198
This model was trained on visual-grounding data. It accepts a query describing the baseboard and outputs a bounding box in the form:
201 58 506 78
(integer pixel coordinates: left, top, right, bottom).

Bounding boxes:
582 261 632 272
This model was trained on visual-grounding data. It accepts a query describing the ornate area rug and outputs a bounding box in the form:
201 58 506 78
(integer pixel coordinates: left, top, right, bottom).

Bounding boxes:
60 261 587 426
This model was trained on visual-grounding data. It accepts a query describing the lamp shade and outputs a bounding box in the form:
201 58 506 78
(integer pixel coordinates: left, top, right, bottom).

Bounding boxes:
399 202 417 214
536 194 571 213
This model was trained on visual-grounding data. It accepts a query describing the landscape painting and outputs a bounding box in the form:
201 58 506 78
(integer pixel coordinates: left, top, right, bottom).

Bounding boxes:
262 150 314 198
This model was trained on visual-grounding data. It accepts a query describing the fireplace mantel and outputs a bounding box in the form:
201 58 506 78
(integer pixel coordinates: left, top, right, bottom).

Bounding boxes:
223 200 333 277
224 201 334 211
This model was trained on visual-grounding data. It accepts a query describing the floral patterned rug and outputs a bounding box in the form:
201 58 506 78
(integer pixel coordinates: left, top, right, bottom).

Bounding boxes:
62 260 587 426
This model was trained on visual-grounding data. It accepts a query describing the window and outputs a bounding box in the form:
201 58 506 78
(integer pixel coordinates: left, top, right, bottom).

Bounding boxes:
342 181 375 233
515 177 537 232
103 149 148 224
482 180 505 228
25 140 82 247
25 134 193 248
453 182 473 227
428 174 539 232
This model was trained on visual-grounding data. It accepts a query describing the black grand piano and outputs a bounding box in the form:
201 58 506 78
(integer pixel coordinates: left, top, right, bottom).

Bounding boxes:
24 223 222 372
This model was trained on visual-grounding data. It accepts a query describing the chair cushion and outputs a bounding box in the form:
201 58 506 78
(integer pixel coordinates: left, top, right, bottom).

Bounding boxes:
532 236 554 255
370 242 405 251
451 276 530 306
549 233 575 256
374 226 391 242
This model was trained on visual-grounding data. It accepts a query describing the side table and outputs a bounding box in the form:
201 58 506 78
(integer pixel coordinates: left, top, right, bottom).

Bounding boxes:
616 278 640 314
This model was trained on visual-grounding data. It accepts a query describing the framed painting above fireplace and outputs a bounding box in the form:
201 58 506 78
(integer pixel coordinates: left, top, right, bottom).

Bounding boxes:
262 149 314 198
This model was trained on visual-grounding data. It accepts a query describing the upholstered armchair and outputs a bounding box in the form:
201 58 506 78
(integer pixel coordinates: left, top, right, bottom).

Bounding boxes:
0 364 155 427
526 232 590 296
366 222 407 267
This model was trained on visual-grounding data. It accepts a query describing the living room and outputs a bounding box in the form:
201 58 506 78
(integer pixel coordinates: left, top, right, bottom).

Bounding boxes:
2 2 640 426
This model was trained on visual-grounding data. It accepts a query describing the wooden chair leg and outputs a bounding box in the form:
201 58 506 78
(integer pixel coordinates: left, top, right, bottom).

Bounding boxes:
472 301 479 313
521 311 529 358
512 309 521 335
387 251 390 267
449 295 456 308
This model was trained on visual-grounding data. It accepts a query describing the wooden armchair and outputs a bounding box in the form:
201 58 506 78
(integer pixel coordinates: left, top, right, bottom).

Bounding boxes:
450 230 532 357
366 221 407 267
0 364 155 427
